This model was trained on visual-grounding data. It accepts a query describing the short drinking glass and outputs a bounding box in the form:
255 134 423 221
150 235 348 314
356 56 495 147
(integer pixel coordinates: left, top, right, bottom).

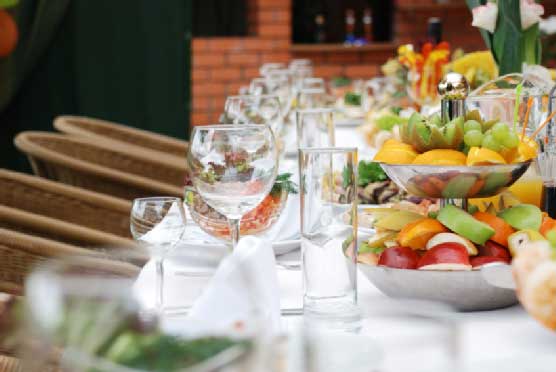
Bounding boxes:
299 147 359 330
187 124 279 250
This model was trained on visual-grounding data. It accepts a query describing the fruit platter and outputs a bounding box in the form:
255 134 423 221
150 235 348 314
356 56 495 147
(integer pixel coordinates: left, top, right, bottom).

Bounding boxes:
357 73 548 311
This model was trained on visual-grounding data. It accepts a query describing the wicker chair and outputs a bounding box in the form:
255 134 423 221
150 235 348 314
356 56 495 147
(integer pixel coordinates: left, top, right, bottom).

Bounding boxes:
0 206 135 249
54 115 188 159
54 115 189 160
0 355 20 372
0 169 132 238
14 132 184 200
0 228 140 296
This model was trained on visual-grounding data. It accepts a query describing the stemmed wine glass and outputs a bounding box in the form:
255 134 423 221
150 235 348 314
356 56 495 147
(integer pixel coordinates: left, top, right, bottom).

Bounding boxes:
130 197 186 312
187 125 279 250
224 94 283 135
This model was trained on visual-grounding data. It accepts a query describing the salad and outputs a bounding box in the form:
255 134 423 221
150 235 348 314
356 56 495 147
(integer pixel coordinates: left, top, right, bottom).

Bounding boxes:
185 173 297 239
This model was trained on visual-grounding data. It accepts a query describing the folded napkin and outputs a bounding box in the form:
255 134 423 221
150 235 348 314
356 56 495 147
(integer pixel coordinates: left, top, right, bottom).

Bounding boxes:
185 236 282 334
134 236 282 336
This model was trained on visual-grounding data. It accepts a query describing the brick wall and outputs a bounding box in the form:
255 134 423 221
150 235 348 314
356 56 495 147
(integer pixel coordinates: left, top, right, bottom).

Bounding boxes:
191 0 487 126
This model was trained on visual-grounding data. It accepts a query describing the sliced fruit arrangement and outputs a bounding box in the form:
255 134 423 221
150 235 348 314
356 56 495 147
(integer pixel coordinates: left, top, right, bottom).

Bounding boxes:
374 109 538 166
359 201 554 272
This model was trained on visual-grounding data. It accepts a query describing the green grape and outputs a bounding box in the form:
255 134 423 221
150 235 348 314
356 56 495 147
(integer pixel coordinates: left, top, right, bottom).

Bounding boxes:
482 133 502 152
501 131 520 149
464 130 484 147
491 122 510 142
464 120 482 133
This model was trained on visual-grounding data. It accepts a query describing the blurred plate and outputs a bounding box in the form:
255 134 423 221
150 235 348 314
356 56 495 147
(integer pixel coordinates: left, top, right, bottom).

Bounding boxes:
180 239 300 256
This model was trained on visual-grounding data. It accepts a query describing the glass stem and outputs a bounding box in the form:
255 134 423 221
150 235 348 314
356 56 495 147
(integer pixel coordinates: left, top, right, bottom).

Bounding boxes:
228 218 241 251
155 256 164 311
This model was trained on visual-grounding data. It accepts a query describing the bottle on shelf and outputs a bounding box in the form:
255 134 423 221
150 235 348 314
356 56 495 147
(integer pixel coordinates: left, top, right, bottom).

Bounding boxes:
344 8 356 45
427 17 443 45
314 13 326 43
363 8 373 43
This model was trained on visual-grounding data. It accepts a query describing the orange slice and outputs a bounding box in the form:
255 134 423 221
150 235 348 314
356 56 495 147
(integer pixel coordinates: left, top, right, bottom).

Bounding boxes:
466 147 506 166
397 218 449 250
513 136 538 162
373 146 417 164
472 211 515 247
412 149 467 166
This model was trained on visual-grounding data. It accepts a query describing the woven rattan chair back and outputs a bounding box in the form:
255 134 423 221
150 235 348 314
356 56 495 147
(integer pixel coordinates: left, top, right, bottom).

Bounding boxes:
54 115 188 158
0 169 132 238
0 228 140 296
14 132 183 200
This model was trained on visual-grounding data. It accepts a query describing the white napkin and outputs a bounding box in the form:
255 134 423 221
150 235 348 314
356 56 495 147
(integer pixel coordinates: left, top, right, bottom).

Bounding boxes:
134 236 282 336
185 236 282 334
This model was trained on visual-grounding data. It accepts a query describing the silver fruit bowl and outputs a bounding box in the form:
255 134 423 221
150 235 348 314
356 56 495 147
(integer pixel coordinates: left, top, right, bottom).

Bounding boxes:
359 263 517 311
379 161 531 199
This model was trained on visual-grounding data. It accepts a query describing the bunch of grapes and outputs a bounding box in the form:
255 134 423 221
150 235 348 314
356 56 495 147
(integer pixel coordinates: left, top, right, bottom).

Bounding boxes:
462 120 520 153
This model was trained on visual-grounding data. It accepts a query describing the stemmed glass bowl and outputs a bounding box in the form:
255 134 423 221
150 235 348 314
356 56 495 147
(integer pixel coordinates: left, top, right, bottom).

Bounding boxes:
187 124 279 250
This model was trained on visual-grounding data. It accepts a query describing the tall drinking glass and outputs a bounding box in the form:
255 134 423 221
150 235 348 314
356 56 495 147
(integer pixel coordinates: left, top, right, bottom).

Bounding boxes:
297 87 327 109
299 147 359 330
130 197 186 312
296 108 335 149
187 125 279 250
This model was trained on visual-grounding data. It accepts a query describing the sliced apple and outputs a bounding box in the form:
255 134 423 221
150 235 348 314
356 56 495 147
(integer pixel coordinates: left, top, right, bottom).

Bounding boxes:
498 204 542 231
378 246 420 269
425 232 478 255
507 229 545 257
477 240 511 262
417 242 471 271
358 252 379 266
470 256 509 269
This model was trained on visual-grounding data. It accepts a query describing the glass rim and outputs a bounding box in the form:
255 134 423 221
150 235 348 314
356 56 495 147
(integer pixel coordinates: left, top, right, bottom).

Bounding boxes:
191 124 271 130
132 196 182 203
225 93 281 100
299 147 357 154
295 107 335 114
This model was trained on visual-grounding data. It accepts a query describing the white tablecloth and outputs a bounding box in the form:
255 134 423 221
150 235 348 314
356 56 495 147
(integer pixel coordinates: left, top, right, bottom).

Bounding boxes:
277 126 556 370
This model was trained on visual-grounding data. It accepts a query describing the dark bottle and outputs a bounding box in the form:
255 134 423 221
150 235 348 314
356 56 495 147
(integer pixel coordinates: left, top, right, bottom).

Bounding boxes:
427 17 443 45
363 8 373 43
541 183 556 218
344 9 356 45
314 13 326 43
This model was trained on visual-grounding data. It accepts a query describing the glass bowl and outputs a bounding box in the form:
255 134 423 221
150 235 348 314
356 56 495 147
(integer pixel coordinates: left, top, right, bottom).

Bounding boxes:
379 162 531 199
185 186 288 241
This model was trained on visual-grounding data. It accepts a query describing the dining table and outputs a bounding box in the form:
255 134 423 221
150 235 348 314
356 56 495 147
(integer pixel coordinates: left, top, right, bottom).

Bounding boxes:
280 124 556 370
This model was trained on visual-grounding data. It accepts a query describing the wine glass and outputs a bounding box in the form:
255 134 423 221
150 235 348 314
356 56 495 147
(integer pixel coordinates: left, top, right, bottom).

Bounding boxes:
260 62 285 76
130 197 186 312
187 125 279 250
224 94 284 135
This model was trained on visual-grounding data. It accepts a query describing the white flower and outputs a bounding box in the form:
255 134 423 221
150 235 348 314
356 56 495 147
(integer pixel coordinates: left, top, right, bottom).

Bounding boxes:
471 3 498 33
540 15 556 35
521 0 544 30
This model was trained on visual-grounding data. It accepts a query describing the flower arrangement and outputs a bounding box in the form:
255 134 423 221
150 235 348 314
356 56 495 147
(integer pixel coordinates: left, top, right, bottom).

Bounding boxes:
467 0 544 75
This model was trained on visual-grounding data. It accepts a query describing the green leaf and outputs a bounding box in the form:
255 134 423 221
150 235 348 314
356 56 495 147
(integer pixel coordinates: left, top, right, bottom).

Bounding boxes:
344 92 361 106
357 161 387 186
494 0 523 75
375 114 405 131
